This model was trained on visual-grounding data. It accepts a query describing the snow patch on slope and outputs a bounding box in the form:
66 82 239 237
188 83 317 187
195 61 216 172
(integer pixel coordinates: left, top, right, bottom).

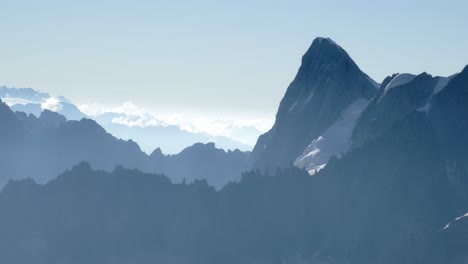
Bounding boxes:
288 101 298 112
432 76 451 95
417 75 457 113
295 98 370 175
443 212 468 231
384 73 416 94
416 103 431 113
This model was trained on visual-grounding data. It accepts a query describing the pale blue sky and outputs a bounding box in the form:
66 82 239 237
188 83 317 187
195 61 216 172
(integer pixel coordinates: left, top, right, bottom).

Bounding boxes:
1 0 467 120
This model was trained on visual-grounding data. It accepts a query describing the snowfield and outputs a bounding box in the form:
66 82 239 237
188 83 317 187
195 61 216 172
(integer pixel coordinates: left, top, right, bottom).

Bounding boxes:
295 98 370 175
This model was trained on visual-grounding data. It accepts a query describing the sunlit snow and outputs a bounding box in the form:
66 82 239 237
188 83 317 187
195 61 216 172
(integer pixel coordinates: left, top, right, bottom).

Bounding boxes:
295 98 370 175
384 73 416 94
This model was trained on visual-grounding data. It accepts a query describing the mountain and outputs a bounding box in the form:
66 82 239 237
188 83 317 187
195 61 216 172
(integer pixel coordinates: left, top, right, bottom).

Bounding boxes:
1 103 467 264
303 65 468 263
10 101 88 121
0 86 49 103
0 101 249 188
351 72 455 148
0 86 88 120
428 65 468 170
96 116 252 154
249 37 377 171
1 38 468 263
0 100 24 144
151 142 249 188
1 85 256 153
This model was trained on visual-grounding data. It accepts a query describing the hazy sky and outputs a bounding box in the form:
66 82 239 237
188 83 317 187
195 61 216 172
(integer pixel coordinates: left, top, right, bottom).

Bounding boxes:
1 0 467 120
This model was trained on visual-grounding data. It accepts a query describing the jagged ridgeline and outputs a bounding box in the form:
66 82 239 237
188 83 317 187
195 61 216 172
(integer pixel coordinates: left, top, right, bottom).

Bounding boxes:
0 101 249 189
1 37 468 263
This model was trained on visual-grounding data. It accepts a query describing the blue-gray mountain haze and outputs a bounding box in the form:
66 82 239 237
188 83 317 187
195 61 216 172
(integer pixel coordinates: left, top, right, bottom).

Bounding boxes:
0 37 468 263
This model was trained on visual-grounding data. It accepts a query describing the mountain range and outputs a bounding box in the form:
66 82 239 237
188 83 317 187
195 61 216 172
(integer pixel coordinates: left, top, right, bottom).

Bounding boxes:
0 102 249 189
1 37 468 263
0 87 257 154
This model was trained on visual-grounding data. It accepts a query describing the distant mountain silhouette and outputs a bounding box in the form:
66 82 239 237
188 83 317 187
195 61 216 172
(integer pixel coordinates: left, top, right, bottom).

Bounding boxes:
0 100 24 144
0 86 49 103
151 142 249 188
1 85 256 153
15 109 67 132
0 102 249 188
0 86 88 120
11 101 88 120
99 119 252 154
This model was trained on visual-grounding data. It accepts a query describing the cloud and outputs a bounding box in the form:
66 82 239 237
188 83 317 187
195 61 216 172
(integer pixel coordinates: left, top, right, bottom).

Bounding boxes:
111 101 146 116
78 101 273 145
79 101 163 128
1 98 34 106
153 114 273 145
79 101 146 117
41 97 63 112
111 113 162 128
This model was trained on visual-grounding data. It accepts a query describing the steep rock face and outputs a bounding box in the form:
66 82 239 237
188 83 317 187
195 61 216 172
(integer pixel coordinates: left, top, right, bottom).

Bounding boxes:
351 72 439 147
428 65 468 173
250 37 376 171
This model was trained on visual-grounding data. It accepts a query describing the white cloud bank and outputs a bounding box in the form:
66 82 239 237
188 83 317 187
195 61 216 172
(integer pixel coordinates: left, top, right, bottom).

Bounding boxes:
78 101 273 146
41 97 63 112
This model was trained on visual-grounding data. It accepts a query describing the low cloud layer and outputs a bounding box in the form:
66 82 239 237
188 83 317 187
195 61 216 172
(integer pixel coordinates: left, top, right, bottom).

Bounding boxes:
41 97 63 112
79 101 273 146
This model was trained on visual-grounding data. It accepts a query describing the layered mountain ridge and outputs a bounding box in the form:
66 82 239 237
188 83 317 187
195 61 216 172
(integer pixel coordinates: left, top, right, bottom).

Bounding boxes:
0 86 257 153
1 37 468 263
0 101 249 189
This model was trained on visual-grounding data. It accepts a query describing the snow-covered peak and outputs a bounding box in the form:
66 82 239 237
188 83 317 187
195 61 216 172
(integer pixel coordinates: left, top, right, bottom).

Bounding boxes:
384 73 416 93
